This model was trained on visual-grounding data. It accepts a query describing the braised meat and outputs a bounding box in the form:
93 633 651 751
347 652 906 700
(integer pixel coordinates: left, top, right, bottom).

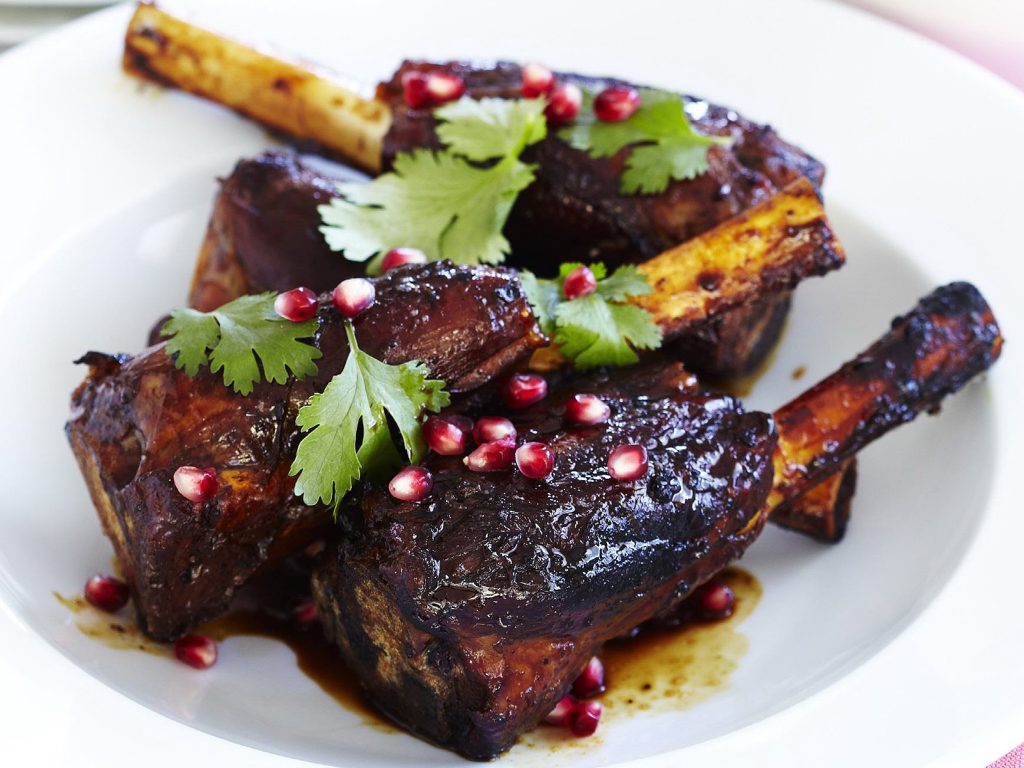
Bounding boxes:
312 282 1002 759
313 363 777 759
66 262 543 640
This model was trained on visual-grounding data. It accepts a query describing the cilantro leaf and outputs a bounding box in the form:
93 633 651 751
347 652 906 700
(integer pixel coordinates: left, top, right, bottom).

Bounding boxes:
519 262 663 369
290 322 449 510
556 297 662 368
161 293 321 395
558 88 730 194
320 98 548 273
319 150 536 272
519 270 561 337
435 97 547 161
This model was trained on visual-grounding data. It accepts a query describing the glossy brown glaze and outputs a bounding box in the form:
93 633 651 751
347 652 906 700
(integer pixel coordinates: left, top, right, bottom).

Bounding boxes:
189 153 367 313
66 262 544 641
376 61 828 377
380 61 824 273
312 363 777 760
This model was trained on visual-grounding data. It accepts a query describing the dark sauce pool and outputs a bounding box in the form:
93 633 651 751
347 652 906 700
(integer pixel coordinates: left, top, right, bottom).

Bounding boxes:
59 567 761 748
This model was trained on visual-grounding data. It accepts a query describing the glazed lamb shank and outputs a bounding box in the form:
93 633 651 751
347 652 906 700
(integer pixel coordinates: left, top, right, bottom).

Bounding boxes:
68 207 839 642
124 2 826 378
313 282 1002 759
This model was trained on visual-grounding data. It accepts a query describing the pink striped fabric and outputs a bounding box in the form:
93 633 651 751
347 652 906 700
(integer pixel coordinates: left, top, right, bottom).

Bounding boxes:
989 744 1024 768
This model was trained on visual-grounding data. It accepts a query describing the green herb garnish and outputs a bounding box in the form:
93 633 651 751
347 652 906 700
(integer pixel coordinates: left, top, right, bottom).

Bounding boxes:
290 322 449 511
558 88 730 195
319 98 547 273
522 263 663 368
160 293 321 396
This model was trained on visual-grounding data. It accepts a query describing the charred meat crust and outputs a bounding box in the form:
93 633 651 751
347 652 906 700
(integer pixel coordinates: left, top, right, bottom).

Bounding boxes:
380 60 827 377
378 60 825 274
66 262 544 640
313 363 777 759
188 153 367 313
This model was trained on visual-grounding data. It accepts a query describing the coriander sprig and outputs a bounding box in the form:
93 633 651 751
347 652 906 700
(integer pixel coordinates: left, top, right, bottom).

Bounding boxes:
521 263 663 369
558 88 731 195
160 292 322 396
319 98 547 273
290 321 449 511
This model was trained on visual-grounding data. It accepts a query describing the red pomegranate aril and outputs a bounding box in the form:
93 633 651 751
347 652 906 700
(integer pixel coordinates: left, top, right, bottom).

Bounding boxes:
566 393 611 425
388 466 433 502
543 695 579 727
608 444 648 481
593 86 641 122
521 62 555 98
294 600 318 626
380 247 427 272
572 655 606 698
545 83 582 125
515 442 555 479
426 72 466 104
569 700 602 737
502 373 548 409
332 277 376 318
424 416 468 456
696 579 735 620
401 71 431 108
473 416 516 444
442 413 475 435
174 635 217 670
84 574 130 613
562 264 597 300
463 439 516 472
173 466 218 503
274 286 318 322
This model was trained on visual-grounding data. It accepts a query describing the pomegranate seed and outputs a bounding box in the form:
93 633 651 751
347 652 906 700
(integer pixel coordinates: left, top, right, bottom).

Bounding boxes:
173 466 218 503
294 600 319 626
463 439 516 472
696 580 735 620
608 444 649 481
473 416 516 444
388 466 433 502
572 656 606 698
381 247 427 272
521 62 555 98
562 264 597 300
593 86 641 122
515 442 555 479
426 72 466 104
569 700 602 737
402 71 431 108
174 635 217 670
332 277 376 319
442 413 474 435
274 287 318 322
566 393 611 425
84 574 129 613
545 83 582 125
502 373 548 409
424 416 467 456
543 695 579 727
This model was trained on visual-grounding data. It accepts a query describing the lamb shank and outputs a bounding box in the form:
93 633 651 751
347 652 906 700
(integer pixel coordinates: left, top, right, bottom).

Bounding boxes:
313 281 1002 759
124 2 828 377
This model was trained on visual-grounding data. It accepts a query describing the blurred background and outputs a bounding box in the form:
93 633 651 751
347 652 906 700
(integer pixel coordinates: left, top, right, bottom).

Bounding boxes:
0 0 1021 90
0 0 1022 92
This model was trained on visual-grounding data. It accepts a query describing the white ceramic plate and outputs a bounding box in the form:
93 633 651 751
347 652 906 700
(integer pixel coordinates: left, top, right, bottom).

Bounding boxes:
1 1 1022 766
